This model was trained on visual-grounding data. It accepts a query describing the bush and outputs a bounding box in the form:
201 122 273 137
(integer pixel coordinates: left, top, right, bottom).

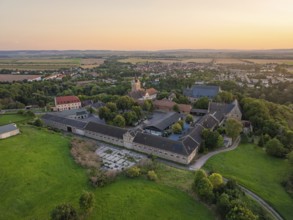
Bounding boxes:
126 166 141 178
265 138 287 158
51 203 78 220
147 170 158 181
79 191 95 214
208 173 223 189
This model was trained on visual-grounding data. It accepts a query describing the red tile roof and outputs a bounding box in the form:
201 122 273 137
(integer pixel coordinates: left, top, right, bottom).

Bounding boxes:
55 96 80 105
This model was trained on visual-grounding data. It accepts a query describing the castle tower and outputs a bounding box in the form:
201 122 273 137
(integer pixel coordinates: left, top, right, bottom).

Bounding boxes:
131 76 141 92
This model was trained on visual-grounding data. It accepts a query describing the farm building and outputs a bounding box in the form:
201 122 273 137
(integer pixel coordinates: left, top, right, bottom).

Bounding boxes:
128 77 158 100
0 123 20 139
144 112 182 136
153 99 192 114
52 96 81 111
41 99 242 165
184 85 221 101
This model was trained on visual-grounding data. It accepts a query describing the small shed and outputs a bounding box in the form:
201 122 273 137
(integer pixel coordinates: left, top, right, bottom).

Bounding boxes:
0 123 20 139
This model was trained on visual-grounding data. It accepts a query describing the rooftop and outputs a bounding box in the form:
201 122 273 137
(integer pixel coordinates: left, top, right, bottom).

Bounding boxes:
55 96 81 105
0 123 18 134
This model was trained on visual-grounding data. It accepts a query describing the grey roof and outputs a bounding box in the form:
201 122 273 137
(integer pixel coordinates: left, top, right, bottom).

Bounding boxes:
84 121 127 139
144 112 181 131
52 109 88 118
197 114 219 129
208 102 235 122
133 132 194 156
42 114 87 129
0 124 18 134
184 85 220 98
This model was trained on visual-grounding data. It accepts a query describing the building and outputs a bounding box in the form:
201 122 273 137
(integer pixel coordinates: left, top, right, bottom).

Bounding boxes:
153 99 192 114
144 112 182 136
0 123 20 139
184 85 221 101
41 99 242 165
53 96 81 111
128 77 158 100
51 109 89 120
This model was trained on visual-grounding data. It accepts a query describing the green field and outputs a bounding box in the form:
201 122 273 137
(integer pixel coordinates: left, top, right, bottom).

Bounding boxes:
0 114 32 126
0 120 214 219
0 58 80 70
204 143 293 220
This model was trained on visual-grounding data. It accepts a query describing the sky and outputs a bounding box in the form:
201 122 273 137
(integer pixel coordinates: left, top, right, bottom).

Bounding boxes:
0 0 293 50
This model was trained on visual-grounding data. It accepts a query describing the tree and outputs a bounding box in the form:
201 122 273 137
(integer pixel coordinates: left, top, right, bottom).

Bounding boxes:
225 118 243 141
172 122 182 134
172 104 180 112
208 173 223 189
265 138 287 158
126 166 141 178
142 100 153 112
79 191 95 214
147 170 158 181
98 106 112 121
226 205 257 220
132 106 143 118
123 111 138 126
178 119 184 128
215 91 234 103
113 114 126 127
195 176 214 202
217 193 231 217
116 96 134 111
51 203 78 220
106 102 117 112
201 129 224 149
185 114 194 124
193 97 209 109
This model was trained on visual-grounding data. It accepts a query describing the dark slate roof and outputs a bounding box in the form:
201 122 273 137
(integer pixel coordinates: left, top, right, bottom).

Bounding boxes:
76 111 88 116
0 124 18 134
190 109 209 114
197 114 219 129
208 102 235 122
144 112 181 131
184 125 203 144
84 121 127 139
41 114 87 129
133 132 190 156
184 85 220 98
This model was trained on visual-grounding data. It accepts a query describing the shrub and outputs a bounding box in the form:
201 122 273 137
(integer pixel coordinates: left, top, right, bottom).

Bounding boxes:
79 191 95 214
51 203 78 220
147 170 158 181
208 173 224 189
265 138 287 158
126 166 141 178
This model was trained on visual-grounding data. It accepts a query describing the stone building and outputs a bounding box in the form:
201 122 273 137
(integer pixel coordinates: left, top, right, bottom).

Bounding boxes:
52 96 81 111
184 85 221 101
0 123 20 139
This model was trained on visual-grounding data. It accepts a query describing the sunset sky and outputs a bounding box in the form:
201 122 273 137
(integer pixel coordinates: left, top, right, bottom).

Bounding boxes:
0 0 293 50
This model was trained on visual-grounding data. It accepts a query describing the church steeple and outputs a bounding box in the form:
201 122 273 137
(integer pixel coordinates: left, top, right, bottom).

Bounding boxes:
131 75 141 91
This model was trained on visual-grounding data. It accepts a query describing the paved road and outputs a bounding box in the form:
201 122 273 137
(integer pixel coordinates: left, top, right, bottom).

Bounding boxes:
238 184 283 220
189 137 241 170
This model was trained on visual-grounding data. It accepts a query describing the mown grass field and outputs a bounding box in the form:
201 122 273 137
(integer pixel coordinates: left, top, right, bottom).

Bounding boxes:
0 115 214 220
204 143 293 220
0 114 32 126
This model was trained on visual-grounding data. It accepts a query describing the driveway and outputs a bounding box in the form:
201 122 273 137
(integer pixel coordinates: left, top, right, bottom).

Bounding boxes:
189 137 241 170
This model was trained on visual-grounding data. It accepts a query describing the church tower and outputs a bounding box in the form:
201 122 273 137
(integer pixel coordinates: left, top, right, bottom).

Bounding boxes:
131 76 141 92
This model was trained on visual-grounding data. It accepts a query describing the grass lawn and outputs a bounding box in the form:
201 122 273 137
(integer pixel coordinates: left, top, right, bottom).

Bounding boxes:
0 114 32 126
204 143 293 220
0 126 214 220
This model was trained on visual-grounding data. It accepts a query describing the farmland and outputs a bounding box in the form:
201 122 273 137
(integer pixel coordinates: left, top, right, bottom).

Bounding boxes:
0 58 104 70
